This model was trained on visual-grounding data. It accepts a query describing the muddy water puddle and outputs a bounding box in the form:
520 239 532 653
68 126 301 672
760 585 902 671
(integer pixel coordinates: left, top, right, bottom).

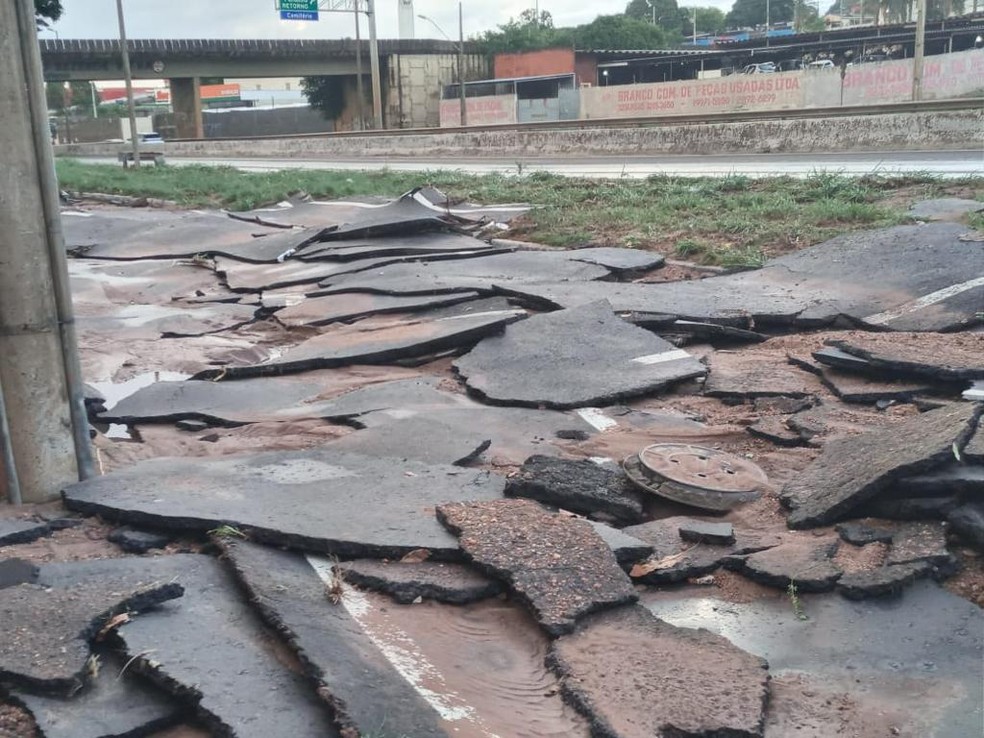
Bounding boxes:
90 371 190 441
325 573 589 738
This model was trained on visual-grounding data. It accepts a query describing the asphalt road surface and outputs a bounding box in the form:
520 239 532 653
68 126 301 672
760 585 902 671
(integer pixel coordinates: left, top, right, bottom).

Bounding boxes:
79 149 984 178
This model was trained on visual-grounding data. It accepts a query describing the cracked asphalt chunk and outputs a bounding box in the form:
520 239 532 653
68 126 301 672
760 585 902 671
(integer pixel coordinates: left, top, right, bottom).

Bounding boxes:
63 448 505 559
455 300 705 410
437 499 637 636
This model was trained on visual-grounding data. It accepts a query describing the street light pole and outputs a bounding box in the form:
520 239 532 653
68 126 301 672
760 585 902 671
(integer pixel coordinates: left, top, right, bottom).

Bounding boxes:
765 0 771 47
458 2 467 127
353 0 365 130
418 11 467 126
115 0 140 167
366 0 383 129
912 0 927 100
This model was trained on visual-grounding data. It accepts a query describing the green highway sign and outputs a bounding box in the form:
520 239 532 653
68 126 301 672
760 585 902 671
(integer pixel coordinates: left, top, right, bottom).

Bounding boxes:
278 0 318 10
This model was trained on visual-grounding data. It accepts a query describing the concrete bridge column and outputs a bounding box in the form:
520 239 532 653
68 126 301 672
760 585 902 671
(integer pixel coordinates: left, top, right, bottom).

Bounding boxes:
169 77 203 138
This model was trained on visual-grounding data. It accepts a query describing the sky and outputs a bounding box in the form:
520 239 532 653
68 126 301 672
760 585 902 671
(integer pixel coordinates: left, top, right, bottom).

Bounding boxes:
47 1 735 43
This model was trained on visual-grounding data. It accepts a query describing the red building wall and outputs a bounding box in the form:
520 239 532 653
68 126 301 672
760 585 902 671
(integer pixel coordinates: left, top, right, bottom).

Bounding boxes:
494 48 575 79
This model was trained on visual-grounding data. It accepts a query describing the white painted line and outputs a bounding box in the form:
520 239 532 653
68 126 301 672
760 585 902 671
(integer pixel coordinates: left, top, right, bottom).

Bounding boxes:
305 555 498 732
576 407 618 432
632 349 692 365
864 277 984 325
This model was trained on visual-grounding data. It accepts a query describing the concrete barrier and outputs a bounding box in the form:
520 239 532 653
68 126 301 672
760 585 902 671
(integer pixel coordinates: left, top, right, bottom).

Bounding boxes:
58 108 982 159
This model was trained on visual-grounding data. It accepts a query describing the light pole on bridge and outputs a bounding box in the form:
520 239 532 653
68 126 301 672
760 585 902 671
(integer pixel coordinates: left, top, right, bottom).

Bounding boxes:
418 4 467 127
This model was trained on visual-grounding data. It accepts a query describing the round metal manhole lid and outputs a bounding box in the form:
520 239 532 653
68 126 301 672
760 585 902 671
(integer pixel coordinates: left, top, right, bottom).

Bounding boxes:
638 444 767 494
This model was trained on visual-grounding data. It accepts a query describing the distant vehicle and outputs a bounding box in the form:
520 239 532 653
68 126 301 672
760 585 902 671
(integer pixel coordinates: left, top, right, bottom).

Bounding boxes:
777 59 805 72
742 62 777 74
856 54 889 65
137 132 164 144
808 59 836 69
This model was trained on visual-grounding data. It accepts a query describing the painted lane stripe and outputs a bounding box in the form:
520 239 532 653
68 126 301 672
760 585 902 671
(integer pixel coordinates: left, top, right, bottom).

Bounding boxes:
864 277 984 325
631 349 692 365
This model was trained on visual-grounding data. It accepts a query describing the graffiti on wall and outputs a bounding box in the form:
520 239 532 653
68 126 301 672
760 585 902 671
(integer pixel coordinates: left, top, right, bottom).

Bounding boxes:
439 94 517 127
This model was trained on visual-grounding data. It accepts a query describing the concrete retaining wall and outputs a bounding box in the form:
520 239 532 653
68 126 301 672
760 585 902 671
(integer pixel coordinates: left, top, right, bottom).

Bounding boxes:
57 108 983 158
581 49 984 119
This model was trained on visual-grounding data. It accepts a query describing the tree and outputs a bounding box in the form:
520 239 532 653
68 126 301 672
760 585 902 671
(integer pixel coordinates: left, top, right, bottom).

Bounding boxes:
625 0 690 35
35 0 62 27
45 82 66 112
478 12 574 53
573 15 672 49
300 76 348 121
693 7 727 34
726 0 795 27
68 81 96 112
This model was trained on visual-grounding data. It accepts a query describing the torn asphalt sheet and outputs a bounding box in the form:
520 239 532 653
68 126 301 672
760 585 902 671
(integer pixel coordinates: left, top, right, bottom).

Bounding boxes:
61 208 286 260
315 250 613 294
324 416 492 466
0 573 183 696
98 368 420 425
193 308 526 380
62 448 506 558
781 403 984 528
547 605 769 738
298 232 505 262
76 302 257 340
221 541 448 738
32 555 339 738
820 333 984 382
493 224 984 331
454 300 706 409
230 188 528 232
7 650 182 738
69 258 234 308
437 499 638 635
336 558 504 605
274 291 482 327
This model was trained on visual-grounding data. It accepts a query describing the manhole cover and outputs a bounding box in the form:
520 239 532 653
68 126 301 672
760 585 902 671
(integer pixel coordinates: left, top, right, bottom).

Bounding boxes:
623 444 767 512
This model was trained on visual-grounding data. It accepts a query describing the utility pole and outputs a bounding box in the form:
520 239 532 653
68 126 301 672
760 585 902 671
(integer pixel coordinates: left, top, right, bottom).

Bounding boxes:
458 2 467 127
353 0 365 130
115 0 140 166
766 0 771 46
912 0 927 100
366 0 383 129
0 0 94 503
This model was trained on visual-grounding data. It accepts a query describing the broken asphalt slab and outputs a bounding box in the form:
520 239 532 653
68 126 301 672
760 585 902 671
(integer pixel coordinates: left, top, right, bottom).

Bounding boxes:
908 198 984 221
6 650 182 738
273 291 482 327
0 574 183 696
948 500 984 548
108 527 173 554
298 232 504 262
77 302 257 340
61 208 282 260
63 448 506 559
437 499 637 636
0 559 39 590
325 416 492 466
836 561 933 600
0 519 54 547
780 403 983 529
505 455 646 525
547 605 769 738
725 538 843 593
97 368 422 426
194 308 526 380
884 521 955 570
454 300 706 410
623 516 781 585
336 558 504 605
823 333 984 382
33 555 340 738
221 541 448 738
815 365 936 404
565 247 665 274
644 580 983 738
704 350 823 399
493 223 984 331
316 250 612 295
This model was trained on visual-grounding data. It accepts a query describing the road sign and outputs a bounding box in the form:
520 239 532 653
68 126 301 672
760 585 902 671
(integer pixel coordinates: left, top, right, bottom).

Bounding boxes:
280 10 319 20
277 0 319 20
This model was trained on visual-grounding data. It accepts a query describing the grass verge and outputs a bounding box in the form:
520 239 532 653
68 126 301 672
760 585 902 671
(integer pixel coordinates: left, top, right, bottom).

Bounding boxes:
56 159 983 267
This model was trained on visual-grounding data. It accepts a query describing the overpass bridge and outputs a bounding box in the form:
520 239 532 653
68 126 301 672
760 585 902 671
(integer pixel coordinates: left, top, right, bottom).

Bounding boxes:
40 38 489 135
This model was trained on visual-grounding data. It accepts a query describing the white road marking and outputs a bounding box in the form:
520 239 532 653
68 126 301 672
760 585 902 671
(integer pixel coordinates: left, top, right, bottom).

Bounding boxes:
632 349 692 365
864 277 984 325
576 407 618 431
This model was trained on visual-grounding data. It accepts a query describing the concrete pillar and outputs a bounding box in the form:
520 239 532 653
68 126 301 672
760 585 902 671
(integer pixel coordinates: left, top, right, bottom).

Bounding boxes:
0 0 82 501
169 77 204 138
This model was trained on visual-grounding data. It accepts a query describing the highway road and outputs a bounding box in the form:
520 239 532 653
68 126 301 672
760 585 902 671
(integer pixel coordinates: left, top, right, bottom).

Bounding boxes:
78 149 984 178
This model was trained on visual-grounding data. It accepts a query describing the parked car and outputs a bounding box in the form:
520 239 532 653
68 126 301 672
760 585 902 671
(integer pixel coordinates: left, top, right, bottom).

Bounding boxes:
807 59 835 69
777 59 805 72
742 62 777 74
137 132 164 144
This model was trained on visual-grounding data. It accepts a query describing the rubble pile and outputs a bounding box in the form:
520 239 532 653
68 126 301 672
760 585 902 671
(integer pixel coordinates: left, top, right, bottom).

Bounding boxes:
1 192 982 738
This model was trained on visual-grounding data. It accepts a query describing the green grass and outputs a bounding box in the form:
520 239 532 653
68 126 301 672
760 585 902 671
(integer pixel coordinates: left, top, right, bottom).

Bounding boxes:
55 159 984 267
